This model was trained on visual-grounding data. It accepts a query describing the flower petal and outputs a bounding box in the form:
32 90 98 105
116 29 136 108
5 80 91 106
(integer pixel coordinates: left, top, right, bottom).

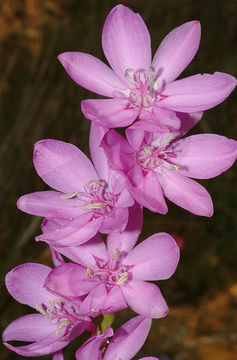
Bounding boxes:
45 263 96 298
100 207 129 233
102 129 134 172
37 214 102 247
171 134 237 179
102 5 151 82
81 98 139 128
152 21 201 84
89 124 109 180
33 139 98 193
50 248 65 267
158 168 214 216
2 314 56 342
173 111 203 138
104 315 152 360
4 332 69 357
80 283 127 316
58 52 126 97
122 281 168 318
160 72 237 112
76 328 113 360
53 350 64 360
107 204 143 256
139 107 181 132
17 191 84 219
5 263 55 308
128 168 168 214
124 233 180 281
55 234 108 268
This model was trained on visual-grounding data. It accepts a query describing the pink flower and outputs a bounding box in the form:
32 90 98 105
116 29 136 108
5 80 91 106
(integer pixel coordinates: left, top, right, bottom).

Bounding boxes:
17 128 134 246
75 315 159 360
2 263 92 357
101 125 237 216
58 5 236 130
44 205 180 319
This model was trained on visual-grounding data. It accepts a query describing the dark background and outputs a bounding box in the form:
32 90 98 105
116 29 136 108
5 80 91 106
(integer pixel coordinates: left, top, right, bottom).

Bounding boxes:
0 0 237 359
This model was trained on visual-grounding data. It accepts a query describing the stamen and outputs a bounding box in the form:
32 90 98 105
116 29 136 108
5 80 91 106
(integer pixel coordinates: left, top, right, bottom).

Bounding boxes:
163 133 175 147
113 250 120 259
164 162 179 171
116 272 128 285
143 146 152 155
83 202 106 210
35 304 47 315
86 179 103 189
124 68 134 82
56 320 70 336
60 192 79 199
86 267 92 276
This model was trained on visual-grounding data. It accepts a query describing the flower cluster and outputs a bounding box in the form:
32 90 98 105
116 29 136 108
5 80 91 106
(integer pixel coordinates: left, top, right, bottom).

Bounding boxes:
3 4 237 360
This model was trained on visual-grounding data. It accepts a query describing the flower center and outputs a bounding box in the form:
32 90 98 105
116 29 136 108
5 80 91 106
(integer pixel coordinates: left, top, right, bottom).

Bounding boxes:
120 67 164 109
136 133 179 172
86 250 129 287
60 180 115 217
35 299 87 338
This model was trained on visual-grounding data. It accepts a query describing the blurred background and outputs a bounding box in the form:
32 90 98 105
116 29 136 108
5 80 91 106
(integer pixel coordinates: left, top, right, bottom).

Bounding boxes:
0 0 237 359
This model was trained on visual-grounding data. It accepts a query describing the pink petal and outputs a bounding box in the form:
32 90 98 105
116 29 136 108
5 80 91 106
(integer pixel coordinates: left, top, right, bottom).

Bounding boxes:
107 204 143 256
80 283 126 316
115 188 134 208
45 263 96 298
81 98 139 128
100 207 129 233
140 106 181 131
124 233 180 281
102 286 127 314
152 21 201 84
76 328 113 360
173 111 203 138
50 248 65 267
58 52 126 97
125 127 146 151
171 134 237 179
128 168 168 214
5 263 56 308
2 314 56 342
33 139 98 193
104 316 152 360
4 332 69 357
89 124 109 180
160 72 237 112
55 234 108 268
102 5 151 82
128 120 167 138
158 168 214 216
53 350 64 360
37 214 102 247
122 281 168 318
17 191 84 219
102 130 134 172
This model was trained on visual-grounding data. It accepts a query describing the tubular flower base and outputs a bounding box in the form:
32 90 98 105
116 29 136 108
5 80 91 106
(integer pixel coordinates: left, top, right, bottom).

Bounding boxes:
58 5 236 130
